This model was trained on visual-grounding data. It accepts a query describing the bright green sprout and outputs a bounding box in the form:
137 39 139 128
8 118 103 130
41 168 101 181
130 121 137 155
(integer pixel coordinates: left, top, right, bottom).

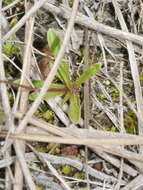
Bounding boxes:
29 29 101 123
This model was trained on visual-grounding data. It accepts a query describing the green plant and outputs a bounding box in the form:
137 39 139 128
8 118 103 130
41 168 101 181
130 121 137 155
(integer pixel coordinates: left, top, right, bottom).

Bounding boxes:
3 0 14 4
29 29 101 123
3 41 20 55
3 19 20 55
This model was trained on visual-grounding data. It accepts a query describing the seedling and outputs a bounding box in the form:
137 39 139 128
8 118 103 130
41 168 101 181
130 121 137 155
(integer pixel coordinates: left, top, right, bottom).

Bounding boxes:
29 29 101 123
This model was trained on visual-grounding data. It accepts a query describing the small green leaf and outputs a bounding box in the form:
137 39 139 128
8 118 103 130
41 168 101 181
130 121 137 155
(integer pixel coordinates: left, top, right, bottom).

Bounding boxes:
68 94 81 123
50 83 65 89
14 79 20 84
75 63 101 86
61 92 71 106
0 112 6 124
29 91 65 101
47 29 61 56
43 91 65 100
32 81 66 89
29 92 38 100
32 80 44 88
9 18 17 28
29 90 65 101
57 61 71 86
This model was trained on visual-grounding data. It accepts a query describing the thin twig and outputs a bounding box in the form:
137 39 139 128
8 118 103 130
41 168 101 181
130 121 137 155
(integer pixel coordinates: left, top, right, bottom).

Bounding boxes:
2 132 143 147
13 1 35 189
83 29 90 190
13 141 36 190
0 2 13 189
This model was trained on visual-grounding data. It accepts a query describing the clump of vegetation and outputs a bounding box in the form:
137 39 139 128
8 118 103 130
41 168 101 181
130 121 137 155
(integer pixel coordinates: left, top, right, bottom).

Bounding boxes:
29 29 101 123
34 103 54 124
3 19 20 55
124 110 138 134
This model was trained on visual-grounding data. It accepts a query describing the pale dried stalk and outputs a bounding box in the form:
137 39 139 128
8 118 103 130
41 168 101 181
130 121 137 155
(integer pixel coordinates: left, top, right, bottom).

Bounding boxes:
0 1 13 189
13 141 36 190
115 62 125 190
14 112 143 142
2 132 143 147
1 124 143 163
121 174 143 190
83 29 90 190
13 2 35 190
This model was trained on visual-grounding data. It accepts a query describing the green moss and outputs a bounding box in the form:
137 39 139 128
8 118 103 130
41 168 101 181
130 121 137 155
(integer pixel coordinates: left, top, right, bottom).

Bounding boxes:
9 18 18 29
110 87 119 98
74 172 83 179
39 103 48 112
124 110 137 134
36 147 46 153
42 110 54 121
101 125 117 132
3 41 20 55
62 165 73 176
50 147 60 155
97 93 105 100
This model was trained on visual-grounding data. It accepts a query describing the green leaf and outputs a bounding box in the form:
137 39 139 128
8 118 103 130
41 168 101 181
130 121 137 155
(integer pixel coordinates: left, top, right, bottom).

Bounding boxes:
68 94 81 123
57 60 71 86
75 63 101 86
29 92 38 100
32 80 66 89
61 92 71 107
47 29 61 57
9 18 17 28
50 83 65 89
43 91 65 100
32 80 44 88
29 90 65 101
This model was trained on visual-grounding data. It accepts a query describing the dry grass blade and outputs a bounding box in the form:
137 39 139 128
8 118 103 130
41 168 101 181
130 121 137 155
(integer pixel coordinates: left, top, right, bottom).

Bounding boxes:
2 132 143 146
121 174 143 190
13 2 35 190
14 141 36 190
0 2 14 189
